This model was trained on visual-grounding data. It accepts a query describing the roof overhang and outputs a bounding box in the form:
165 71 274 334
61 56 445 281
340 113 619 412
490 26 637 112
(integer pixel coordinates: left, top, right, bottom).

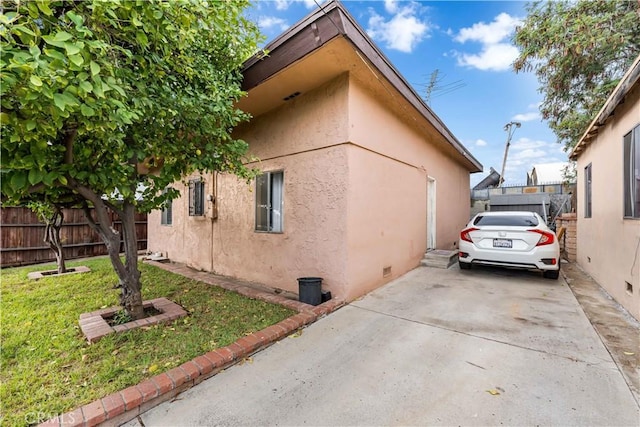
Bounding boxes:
238 1 482 173
570 54 640 160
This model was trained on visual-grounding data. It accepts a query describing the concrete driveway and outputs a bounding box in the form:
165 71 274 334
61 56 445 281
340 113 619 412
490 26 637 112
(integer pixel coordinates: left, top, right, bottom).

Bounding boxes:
128 265 639 426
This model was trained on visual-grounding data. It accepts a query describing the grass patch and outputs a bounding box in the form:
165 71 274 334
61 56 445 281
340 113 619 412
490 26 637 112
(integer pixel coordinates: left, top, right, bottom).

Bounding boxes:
1 257 295 426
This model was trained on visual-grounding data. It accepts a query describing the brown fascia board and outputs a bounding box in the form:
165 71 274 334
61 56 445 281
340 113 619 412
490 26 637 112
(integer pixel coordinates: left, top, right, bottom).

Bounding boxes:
241 0 483 173
570 54 640 160
241 3 344 91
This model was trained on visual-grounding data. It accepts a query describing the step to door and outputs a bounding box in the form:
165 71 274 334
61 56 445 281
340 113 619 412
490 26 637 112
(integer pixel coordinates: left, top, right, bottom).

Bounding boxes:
420 249 458 269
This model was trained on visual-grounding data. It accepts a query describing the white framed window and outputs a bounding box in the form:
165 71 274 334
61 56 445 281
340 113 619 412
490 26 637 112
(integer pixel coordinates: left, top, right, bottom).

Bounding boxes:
189 179 205 216
623 125 640 218
584 163 592 218
255 171 283 232
161 188 172 225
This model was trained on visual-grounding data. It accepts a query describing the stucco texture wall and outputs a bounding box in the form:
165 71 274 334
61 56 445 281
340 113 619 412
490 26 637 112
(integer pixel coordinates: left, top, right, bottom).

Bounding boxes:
147 173 213 272
150 75 351 297
347 76 471 250
149 71 473 302
576 83 640 321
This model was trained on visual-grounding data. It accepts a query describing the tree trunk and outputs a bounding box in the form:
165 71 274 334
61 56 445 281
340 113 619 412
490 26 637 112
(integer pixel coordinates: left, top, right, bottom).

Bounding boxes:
43 207 66 274
80 198 145 320
119 202 144 320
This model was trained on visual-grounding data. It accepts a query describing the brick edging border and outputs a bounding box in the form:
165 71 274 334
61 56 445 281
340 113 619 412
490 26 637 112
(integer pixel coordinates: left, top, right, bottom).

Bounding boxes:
40 262 345 427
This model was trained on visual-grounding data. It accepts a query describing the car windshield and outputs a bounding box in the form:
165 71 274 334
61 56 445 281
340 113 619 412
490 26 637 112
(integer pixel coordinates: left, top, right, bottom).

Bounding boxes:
473 214 539 227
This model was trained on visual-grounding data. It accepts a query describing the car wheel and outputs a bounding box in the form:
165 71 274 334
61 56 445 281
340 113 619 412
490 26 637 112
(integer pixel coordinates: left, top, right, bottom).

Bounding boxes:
543 268 560 280
459 261 471 270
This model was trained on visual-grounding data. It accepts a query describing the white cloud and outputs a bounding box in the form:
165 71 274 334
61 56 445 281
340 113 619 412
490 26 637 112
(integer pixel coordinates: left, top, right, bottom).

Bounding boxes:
475 139 488 147
511 137 548 151
454 13 521 45
384 0 398 13
498 136 566 184
367 2 429 53
274 0 317 11
455 43 520 72
512 112 540 122
274 0 290 10
452 13 522 72
258 16 289 32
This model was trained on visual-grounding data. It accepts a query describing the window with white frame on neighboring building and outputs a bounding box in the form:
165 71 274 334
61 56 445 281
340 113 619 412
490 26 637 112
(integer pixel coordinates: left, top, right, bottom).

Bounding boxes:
189 179 205 216
584 163 592 218
255 171 283 232
623 124 640 218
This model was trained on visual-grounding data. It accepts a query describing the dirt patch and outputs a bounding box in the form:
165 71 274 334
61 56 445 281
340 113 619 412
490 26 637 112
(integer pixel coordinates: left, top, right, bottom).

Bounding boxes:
104 305 162 326
562 262 640 404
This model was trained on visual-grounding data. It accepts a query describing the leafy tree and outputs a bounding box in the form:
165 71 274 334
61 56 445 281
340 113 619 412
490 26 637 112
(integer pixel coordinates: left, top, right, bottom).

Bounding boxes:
513 0 640 151
1 0 261 319
27 200 70 274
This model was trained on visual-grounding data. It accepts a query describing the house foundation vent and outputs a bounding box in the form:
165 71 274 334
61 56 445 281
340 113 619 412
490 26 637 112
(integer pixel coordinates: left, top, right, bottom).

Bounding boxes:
383 266 391 278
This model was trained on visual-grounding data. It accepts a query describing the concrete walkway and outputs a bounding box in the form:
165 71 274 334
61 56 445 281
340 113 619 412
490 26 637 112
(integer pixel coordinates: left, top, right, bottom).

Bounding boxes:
126 265 639 426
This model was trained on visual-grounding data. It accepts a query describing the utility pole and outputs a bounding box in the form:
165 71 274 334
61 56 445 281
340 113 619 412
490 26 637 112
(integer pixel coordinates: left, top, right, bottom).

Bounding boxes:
498 121 521 187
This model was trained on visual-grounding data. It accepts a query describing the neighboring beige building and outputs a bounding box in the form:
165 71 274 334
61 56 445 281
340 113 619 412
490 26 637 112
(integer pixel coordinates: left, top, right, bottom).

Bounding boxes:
570 54 640 321
147 1 482 302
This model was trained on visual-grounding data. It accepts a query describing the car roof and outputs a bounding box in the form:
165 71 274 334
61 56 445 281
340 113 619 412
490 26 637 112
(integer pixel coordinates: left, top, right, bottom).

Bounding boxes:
476 211 537 216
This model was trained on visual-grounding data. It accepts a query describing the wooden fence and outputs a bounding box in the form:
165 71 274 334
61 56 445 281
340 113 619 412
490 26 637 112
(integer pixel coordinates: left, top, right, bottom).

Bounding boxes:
1 207 147 268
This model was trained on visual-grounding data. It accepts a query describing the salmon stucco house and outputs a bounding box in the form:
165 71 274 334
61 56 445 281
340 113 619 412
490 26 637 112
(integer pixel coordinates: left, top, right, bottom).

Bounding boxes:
147 1 482 302
570 54 640 321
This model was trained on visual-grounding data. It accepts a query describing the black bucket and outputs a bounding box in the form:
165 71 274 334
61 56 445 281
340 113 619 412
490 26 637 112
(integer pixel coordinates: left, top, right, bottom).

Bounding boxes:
297 277 322 306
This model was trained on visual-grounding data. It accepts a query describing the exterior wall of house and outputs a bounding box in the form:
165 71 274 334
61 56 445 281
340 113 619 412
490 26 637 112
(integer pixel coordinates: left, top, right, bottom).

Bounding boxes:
336 77 471 299
347 77 471 251
149 75 352 297
575 83 640 321
149 71 474 302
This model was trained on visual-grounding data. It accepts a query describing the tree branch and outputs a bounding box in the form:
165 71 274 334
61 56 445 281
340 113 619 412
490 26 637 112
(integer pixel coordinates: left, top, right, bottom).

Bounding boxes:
63 127 78 165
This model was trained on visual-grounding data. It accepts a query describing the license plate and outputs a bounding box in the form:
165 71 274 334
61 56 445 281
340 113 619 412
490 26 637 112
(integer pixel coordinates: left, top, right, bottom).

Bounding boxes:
493 239 512 248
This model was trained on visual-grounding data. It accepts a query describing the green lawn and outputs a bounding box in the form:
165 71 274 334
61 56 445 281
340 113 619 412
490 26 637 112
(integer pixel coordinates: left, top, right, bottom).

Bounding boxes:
1 257 295 426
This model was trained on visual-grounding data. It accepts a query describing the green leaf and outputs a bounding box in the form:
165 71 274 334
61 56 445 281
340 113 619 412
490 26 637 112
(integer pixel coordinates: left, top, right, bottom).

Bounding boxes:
52 93 79 111
53 93 67 111
10 172 26 192
66 10 84 26
136 31 148 46
36 1 53 16
64 42 81 56
28 168 43 185
79 81 93 93
43 172 56 186
30 75 43 87
43 48 66 62
42 35 65 48
54 31 73 42
58 175 68 185
68 54 84 66
90 61 100 76
80 104 95 117
26 120 36 131
0 112 9 124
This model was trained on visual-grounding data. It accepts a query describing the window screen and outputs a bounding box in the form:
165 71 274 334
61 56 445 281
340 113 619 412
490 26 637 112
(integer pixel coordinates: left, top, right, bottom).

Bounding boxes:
255 171 283 232
160 188 172 225
189 179 205 216
623 126 640 218
585 163 592 218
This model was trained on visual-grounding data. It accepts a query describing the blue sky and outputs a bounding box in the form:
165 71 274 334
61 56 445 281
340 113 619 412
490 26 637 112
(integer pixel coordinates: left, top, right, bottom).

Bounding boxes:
246 0 569 187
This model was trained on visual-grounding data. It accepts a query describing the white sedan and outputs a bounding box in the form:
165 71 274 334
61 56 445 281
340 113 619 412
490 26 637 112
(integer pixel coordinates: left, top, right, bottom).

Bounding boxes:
458 211 560 279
